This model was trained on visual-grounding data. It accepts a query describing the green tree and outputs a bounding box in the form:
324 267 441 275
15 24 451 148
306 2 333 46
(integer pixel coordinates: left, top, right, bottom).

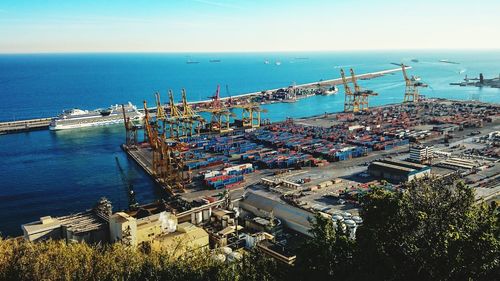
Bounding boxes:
233 249 284 281
293 213 355 281
355 176 500 281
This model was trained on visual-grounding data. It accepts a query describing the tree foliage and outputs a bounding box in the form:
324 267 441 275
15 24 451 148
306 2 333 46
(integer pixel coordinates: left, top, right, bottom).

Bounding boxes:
293 213 355 280
0 238 281 281
355 176 499 281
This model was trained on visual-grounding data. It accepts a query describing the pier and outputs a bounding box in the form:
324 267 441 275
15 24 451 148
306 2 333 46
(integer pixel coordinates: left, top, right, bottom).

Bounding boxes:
0 67 405 135
0 118 51 134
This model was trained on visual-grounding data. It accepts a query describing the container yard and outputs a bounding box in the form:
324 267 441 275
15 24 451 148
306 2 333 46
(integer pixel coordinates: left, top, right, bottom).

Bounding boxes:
123 95 500 215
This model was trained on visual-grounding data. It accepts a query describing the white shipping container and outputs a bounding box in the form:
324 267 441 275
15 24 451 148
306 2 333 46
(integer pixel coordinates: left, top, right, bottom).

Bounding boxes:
224 163 252 173
204 171 223 179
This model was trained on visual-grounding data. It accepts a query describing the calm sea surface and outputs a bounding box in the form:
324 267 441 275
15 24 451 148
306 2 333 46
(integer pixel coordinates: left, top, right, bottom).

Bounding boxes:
0 51 499 236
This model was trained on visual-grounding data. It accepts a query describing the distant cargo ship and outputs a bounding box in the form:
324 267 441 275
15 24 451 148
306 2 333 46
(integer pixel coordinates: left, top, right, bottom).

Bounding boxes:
439 59 460 65
49 102 144 130
186 60 200 64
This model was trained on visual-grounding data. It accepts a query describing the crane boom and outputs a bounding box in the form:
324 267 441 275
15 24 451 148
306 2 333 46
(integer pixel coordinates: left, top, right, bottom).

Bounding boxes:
143 100 157 149
350 68 361 92
340 69 353 96
155 92 166 120
181 88 197 117
168 90 182 118
401 64 411 86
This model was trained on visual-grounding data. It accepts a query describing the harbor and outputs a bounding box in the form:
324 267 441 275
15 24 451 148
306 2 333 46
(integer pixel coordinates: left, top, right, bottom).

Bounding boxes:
0 67 405 134
1 0 499 278
2 59 499 240
16 95 500 266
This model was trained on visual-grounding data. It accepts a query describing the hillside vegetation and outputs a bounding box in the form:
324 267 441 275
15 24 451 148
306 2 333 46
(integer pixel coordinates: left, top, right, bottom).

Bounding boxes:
1 177 498 281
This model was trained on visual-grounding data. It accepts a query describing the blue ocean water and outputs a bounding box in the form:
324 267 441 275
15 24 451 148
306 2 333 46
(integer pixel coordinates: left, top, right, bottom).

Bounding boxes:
0 51 499 236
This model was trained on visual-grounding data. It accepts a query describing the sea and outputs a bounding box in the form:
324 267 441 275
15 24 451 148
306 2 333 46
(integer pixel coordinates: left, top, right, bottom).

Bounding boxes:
0 50 499 237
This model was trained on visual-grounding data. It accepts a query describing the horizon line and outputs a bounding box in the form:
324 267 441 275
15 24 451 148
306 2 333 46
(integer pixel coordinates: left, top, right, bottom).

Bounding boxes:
1 47 500 55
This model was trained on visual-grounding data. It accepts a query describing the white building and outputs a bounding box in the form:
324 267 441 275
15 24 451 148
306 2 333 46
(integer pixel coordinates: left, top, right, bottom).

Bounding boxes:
409 145 434 163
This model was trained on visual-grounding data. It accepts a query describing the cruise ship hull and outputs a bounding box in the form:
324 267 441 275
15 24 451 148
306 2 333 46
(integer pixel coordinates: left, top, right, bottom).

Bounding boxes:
49 118 128 130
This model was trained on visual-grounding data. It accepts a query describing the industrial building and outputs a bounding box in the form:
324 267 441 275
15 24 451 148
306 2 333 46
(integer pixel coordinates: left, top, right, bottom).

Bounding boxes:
151 222 210 254
432 124 459 134
436 157 477 171
239 192 314 237
109 210 209 254
22 198 112 243
368 159 430 183
409 145 434 163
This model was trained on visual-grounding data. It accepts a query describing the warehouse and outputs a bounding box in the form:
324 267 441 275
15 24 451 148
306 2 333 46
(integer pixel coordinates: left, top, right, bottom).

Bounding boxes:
239 192 314 237
368 159 431 183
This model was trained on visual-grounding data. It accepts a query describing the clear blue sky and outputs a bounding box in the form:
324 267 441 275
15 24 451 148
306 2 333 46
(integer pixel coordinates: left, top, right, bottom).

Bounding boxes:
0 0 499 53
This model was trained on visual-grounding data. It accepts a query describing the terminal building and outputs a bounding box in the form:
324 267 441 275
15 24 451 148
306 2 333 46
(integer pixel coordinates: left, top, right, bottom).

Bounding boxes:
409 145 434 163
368 159 431 183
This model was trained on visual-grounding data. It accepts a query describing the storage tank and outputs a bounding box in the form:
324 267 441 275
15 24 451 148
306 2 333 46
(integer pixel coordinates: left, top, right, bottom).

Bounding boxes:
344 219 356 228
352 216 363 224
332 214 344 222
341 212 352 219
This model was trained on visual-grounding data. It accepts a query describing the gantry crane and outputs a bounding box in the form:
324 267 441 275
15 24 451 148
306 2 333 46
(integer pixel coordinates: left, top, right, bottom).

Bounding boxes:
401 64 427 103
340 68 356 112
350 68 378 112
201 85 235 133
143 100 158 149
142 99 188 192
155 92 167 135
234 101 268 128
166 90 183 138
180 88 205 136
341 68 378 113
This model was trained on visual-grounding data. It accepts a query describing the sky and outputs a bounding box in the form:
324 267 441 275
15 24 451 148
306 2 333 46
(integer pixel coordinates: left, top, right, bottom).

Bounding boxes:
0 0 499 53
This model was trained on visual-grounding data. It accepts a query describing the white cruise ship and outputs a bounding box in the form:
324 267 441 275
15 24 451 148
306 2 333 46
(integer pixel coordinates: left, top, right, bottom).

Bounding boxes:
49 102 144 131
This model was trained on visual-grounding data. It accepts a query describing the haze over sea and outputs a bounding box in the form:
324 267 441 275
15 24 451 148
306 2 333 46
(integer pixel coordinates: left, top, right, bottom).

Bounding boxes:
0 50 499 236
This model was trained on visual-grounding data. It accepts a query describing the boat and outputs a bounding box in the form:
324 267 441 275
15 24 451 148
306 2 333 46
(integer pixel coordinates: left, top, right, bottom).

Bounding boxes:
209 59 221 63
439 59 460 65
321 85 338 96
264 60 270 64
186 60 200 64
275 61 281 66
49 102 144 130
411 59 419 63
